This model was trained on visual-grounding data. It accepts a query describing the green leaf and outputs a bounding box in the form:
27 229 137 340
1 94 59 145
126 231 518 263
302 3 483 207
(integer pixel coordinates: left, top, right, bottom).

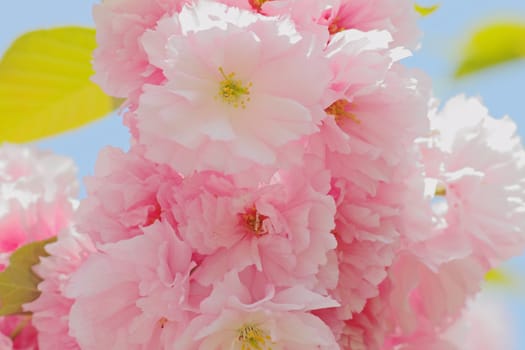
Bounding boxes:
414 3 440 17
0 238 56 316
455 22 525 78
0 27 121 142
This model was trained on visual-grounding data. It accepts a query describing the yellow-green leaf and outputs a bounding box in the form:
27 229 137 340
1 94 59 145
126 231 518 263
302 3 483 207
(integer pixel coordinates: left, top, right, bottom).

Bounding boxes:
455 22 525 78
485 268 515 288
0 238 55 316
414 3 440 17
0 27 120 142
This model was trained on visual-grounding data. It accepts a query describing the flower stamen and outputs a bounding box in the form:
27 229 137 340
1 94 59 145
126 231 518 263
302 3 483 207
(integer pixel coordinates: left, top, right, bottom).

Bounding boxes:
435 183 447 197
325 99 360 124
216 67 252 109
328 18 345 35
158 317 168 329
237 323 273 350
242 206 268 236
251 0 269 10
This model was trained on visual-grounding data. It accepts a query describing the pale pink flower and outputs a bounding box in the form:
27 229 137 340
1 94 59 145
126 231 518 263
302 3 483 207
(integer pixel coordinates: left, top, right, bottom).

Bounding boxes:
167 170 337 291
262 0 420 48
74 2 525 349
443 293 515 350
384 96 525 337
0 144 77 197
66 220 197 350
0 200 73 266
0 144 77 255
325 159 434 329
212 0 256 11
323 29 393 104
0 316 37 350
23 228 95 350
383 253 485 342
176 270 339 349
329 178 398 320
386 292 516 350
92 0 188 97
389 339 457 350
312 63 430 195
323 0 421 48
165 172 249 256
306 58 432 321
421 95 525 265
76 146 182 244
0 144 78 349
260 0 338 38
136 1 332 174
338 287 392 350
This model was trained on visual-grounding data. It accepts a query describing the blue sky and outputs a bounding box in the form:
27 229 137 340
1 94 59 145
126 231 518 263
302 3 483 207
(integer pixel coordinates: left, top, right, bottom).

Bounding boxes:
1 0 525 346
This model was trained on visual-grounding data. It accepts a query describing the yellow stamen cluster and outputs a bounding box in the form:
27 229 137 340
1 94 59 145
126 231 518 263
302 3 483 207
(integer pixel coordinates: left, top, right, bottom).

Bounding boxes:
158 317 168 329
242 206 268 236
251 0 269 10
216 67 252 109
325 99 360 124
435 183 447 196
328 19 345 35
237 323 273 350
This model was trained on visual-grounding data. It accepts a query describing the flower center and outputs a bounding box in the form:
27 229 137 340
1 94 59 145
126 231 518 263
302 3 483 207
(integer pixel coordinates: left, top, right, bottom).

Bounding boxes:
242 206 268 236
251 0 269 10
216 67 252 109
328 18 345 35
237 323 273 350
435 183 447 196
325 99 360 123
157 317 168 329
144 200 162 226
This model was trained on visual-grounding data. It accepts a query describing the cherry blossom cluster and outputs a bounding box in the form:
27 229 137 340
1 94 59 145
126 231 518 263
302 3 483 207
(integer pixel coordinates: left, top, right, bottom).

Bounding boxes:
0 144 78 349
18 0 525 349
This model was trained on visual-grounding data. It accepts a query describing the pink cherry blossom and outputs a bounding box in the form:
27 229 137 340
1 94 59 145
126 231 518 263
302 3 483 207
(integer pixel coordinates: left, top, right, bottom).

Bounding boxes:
76 146 182 244
383 252 485 342
262 0 420 48
328 178 396 317
24 228 95 350
305 46 432 322
92 0 188 97
444 293 515 350
0 144 77 256
422 95 525 266
386 96 525 337
136 1 332 174
259 0 338 38
311 63 430 195
66 221 197 350
362 95 525 349
0 316 37 350
167 169 337 292
0 144 78 349
176 270 340 349
386 292 516 350
322 0 421 48
338 287 392 350
35 0 525 348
